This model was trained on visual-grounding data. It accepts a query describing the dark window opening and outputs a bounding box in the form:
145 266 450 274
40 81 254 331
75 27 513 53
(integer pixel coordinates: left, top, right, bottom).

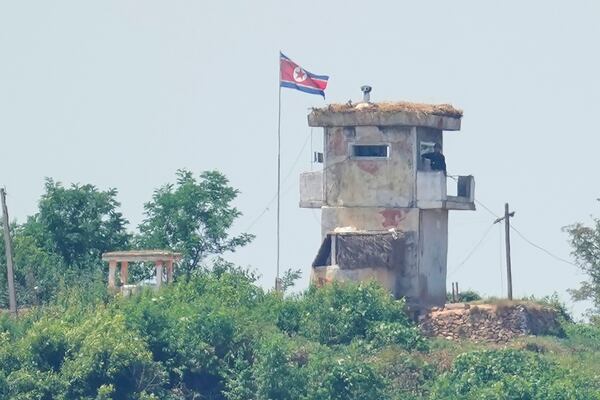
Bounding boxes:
351 144 389 158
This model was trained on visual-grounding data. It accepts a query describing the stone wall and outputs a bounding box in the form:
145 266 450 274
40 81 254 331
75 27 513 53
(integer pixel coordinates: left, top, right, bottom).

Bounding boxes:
419 303 564 343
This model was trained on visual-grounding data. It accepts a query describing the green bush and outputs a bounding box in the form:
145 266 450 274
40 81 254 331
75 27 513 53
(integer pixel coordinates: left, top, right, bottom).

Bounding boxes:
430 349 600 399
19 319 69 372
280 281 421 349
253 335 308 400
564 321 600 347
366 322 428 351
5 368 65 400
305 353 388 400
1 267 599 399
60 310 165 399
446 289 481 303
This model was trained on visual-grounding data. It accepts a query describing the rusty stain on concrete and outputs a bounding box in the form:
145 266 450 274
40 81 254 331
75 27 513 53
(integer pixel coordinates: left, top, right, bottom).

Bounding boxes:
329 128 346 156
379 209 406 228
357 160 380 175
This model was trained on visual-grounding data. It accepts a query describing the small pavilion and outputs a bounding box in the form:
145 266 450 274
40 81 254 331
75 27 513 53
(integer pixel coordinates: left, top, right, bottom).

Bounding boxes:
101 250 182 290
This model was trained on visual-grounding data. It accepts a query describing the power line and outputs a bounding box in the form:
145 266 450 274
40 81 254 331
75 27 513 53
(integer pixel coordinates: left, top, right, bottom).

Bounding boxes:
475 199 500 219
281 130 313 184
449 223 495 277
243 130 313 232
477 198 579 289
244 177 298 232
509 223 578 267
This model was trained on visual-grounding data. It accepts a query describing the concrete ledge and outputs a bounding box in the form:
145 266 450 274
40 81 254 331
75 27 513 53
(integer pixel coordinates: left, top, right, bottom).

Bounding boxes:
102 250 182 262
445 197 476 211
299 200 322 208
417 200 445 209
308 110 461 131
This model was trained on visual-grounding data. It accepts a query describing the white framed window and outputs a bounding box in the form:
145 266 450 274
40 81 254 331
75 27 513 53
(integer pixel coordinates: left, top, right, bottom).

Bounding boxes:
349 144 390 159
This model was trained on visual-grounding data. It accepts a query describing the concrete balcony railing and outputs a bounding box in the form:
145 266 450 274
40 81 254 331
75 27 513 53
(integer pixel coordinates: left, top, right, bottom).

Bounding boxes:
417 171 475 210
299 170 323 208
300 170 475 210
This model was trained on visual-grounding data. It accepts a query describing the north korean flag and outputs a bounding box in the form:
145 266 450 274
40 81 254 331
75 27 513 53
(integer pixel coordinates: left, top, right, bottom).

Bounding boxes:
280 52 329 98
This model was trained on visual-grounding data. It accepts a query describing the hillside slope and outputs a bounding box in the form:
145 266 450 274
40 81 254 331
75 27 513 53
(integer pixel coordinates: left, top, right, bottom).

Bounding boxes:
0 269 599 399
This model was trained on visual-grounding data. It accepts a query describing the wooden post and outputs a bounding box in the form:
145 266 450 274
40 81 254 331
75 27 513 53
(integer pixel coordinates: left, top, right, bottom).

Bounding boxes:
451 282 456 303
504 203 513 300
120 261 128 286
155 260 163 288
494 203 515 300
108 260 117 289
1 188 17 317
456 281 460 301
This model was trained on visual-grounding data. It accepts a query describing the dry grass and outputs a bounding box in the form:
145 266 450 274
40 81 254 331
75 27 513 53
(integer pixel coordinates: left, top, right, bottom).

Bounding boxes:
313 101 463 118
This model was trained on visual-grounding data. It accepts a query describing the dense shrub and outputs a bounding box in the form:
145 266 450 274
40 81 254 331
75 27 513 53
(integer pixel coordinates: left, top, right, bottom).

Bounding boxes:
1 269 599 399
564 320 600 346
253 335 308 400
277 281 425 350
305 353 388 400
430 349 600 399
446 290 481 303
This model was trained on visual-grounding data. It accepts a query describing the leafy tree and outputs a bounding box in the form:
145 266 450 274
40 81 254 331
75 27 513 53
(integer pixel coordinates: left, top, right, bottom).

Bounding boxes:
564 216 600 316
22 179 130 266
137 169 254 275
1 221 68 308
280 268 302 293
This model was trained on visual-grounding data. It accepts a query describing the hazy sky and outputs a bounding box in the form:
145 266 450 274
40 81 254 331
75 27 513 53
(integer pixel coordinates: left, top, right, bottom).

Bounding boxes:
1 1 598 316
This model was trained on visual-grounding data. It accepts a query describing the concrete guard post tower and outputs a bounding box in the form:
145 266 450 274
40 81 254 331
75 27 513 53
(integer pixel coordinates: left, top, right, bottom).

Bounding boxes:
299 88 475 312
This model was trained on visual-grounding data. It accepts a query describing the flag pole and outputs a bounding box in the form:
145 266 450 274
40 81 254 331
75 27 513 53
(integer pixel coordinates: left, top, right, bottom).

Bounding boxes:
276 51 282 291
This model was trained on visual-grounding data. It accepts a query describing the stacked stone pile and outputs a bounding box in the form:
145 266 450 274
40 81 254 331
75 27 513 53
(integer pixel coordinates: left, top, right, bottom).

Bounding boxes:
419 303 563 342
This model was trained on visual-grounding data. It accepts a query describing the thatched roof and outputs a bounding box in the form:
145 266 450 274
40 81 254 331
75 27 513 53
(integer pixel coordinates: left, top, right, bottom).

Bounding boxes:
312 101 463 119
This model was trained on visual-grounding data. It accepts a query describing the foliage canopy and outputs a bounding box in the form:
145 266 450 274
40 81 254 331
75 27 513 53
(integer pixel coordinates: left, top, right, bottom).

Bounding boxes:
565 216 600 317
0 269 599 400
137 169 254 275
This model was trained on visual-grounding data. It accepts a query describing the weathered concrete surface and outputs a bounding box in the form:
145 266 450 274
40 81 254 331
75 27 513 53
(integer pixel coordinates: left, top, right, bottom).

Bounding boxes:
311 231 417 300
323 126 415 208
418 209 449 308
320 206 419 238
318 209 449 309
416 171 447 209
102 250 182 263
308 109 461 131
302 98 474 311
299 171 323 208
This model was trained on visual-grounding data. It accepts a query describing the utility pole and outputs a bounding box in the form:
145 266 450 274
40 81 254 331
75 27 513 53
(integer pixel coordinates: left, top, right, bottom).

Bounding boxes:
494 203 515 300
1 188 17 317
